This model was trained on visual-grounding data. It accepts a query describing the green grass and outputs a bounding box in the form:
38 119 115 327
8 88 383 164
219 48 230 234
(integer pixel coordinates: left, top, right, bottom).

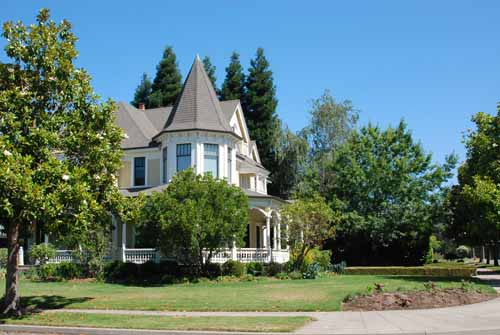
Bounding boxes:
0 312 311 333
9 275 495 312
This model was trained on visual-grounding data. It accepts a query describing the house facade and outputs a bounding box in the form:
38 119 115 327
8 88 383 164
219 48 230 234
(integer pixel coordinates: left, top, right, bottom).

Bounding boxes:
111 56 289 264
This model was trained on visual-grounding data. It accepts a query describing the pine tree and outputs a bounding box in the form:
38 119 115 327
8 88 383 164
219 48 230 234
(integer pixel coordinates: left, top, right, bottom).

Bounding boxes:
131 73 152 108
202 56 218 92
243 48 280 175
220 52 245 101
149 46 182 108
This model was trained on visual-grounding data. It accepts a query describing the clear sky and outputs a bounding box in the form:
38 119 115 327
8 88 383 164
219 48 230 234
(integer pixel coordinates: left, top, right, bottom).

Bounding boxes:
2 1 500 178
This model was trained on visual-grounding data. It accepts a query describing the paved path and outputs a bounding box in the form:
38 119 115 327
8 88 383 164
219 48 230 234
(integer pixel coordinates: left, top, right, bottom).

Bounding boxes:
2 272 500 335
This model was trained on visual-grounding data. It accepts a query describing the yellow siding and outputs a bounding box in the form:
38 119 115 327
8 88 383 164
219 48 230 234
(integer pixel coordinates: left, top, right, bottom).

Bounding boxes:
118 161 131 188
148 158 161 186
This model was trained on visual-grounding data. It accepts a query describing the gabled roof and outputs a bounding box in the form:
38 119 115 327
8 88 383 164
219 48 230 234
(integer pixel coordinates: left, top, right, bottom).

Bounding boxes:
114 102 172 149
220 99 240 122
158 56 236 137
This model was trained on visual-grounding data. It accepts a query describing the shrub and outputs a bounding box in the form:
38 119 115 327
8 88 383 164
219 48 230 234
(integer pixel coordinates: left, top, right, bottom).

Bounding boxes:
56 262 83 279
456 245 471 259
291 247 332 271
275 272 289 280
0 248 7 268
264 262 283 277
331 261 347 274
37 263 59 280
29 244 56 265
202 262 222 279
302 262 321 279
246 262 263 276
221 260 245 277
344 266 476 277
288 271 303 280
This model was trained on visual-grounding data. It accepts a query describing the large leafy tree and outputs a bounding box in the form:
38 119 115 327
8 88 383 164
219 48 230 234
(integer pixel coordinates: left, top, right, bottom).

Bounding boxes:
220 52 245 101
298 90 358 196
131 73 152 108
243 48 280 176
0 10 123 314
448 106 500 264
202 56 218 93
149 46 182 108
328 121 456 265
281 195 336 270
139 169 249 269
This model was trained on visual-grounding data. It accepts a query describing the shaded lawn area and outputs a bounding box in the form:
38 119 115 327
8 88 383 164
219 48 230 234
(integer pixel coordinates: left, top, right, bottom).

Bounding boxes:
8 275 495 312
0 313 311 333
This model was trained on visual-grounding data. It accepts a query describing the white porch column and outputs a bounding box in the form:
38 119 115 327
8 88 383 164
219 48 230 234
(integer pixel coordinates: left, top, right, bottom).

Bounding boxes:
121 222 127 262
277 219 281 250
18 246 24 266
272 224 277 250
262 225 267 248
231 239 237 261
112 215 118 259
286 224 290 251
266 215 271 262
44 234 49 245
482 246 486 263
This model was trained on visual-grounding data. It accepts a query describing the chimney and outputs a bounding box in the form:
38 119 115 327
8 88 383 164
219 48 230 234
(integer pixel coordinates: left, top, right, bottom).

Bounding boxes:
138 103 146 111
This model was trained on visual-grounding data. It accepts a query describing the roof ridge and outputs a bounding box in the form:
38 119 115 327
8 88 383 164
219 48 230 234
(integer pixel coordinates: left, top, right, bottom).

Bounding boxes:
121 102 157 140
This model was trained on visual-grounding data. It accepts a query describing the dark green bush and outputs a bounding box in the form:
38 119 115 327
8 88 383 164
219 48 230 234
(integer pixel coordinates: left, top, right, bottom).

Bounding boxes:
56 262 83 279
37 263 58 280
246 262 263 276
344 266 476 277
202 262 222 278
264 262 283 276
221 260 245 277
303 262 321 279
331 261 347 274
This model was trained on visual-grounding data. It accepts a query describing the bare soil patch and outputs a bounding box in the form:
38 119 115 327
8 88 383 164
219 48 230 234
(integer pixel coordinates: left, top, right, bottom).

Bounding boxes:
343 288 497 311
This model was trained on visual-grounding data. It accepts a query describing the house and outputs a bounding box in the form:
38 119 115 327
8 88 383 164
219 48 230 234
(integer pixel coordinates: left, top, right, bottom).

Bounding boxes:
110 56 289 264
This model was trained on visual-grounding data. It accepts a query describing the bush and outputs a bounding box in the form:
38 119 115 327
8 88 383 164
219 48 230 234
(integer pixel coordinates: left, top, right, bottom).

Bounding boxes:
264 262 283 277
221 260 245 277
288 271 303 280
331 261 347 274
0 248 7 268
275 272 289 280
202 262 222 279
37 263 59 280
29 244 56 265
302 262 321 279
56 262 83 279
456 245 471 259
291 247 332 271
246 262 263 276
344 266 476 277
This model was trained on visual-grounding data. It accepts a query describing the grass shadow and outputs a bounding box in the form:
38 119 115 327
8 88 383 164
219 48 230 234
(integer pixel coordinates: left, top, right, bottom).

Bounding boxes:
376 275 484 284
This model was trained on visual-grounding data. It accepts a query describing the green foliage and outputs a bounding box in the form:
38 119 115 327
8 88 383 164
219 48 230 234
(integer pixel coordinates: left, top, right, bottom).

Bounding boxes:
35 263 84 281
131 73 152 108
344 266 476 277
302 263 321 279
263 262 283 277
149 46 182 108
138 169 249 268
202 56 218 93
29 244 56 265
326 121 456 265
243 48 280 176
288 271 303 280
221 260 245 277
281 195 336 270
246 262 263 276
456 245 471 259
331 261 347 274
0 249 7 268
220 52 245 101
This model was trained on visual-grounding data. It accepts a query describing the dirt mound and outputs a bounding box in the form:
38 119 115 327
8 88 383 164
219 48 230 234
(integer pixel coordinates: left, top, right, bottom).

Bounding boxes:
343 288 496 311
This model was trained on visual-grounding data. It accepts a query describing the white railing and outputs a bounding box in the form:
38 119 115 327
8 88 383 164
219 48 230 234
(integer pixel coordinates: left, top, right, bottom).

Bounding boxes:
124 248 158 264
49 250 75 263
237 248 269 263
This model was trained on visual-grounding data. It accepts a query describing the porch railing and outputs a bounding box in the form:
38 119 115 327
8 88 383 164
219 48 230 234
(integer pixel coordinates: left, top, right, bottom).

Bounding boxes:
124 248 159 264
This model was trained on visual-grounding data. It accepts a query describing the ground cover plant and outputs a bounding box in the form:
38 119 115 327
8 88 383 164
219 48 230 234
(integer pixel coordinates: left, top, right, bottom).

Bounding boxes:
7 274 493 312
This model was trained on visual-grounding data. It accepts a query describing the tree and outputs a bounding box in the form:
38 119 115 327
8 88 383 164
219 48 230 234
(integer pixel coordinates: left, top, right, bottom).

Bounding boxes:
139 169 249 269
298 90 358 196
327 121 456 265
281 195 336 270
448 106 500 265
202 56 218 94
269 125 308 198
0 9 123 314
220 52 245 101
243 48 280 176
131 73 152 108
149 46 182 108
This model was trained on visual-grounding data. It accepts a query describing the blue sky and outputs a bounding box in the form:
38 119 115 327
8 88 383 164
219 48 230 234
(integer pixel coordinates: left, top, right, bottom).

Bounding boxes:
2 1 500 179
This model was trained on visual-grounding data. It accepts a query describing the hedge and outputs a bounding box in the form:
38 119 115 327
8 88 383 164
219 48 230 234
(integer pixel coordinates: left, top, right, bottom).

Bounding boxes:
345 266 476 277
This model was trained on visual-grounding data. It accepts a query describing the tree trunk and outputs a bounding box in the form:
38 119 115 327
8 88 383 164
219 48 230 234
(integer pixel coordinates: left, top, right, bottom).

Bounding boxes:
3 222 21 316
494 244 499 267
486 245 491 264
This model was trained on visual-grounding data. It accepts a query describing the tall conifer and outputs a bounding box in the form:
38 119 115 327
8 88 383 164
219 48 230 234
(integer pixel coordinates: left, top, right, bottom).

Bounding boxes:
131 73 152 108
202 56 218 92
220 52 245 101
149 46 182 107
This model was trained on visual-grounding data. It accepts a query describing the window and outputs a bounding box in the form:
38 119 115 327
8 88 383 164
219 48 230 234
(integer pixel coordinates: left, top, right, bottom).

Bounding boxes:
133 157 146 186
162 147 168 183
227 147 232 182
176 144 191 172
204 143 219 177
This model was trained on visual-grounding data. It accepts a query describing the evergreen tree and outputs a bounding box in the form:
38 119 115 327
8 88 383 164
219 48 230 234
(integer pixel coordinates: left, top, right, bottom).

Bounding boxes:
243 48 280 175
149 46 182 108
202 56 218 92
220 52 245 101
131 73 152 108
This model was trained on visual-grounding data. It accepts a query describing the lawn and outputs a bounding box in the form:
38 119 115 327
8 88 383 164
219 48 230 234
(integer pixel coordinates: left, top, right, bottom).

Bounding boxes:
0 313 311 333
10 274 495 312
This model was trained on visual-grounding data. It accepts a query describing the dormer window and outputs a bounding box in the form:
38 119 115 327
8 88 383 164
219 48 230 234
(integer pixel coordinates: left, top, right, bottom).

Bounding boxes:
204 143 219 177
